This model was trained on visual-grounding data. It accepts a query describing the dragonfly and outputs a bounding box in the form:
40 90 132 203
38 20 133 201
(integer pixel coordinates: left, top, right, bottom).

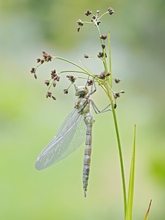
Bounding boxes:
35 82 110 197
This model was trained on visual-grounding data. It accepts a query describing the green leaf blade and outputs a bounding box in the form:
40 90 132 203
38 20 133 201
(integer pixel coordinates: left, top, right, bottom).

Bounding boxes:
126 125 136 220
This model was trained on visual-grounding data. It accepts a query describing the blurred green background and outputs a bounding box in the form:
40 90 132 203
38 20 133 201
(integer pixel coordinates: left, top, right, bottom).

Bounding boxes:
0 0 165 219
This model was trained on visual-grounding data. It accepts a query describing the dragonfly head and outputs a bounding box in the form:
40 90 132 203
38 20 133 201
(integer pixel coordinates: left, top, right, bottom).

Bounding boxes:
75 86 88 97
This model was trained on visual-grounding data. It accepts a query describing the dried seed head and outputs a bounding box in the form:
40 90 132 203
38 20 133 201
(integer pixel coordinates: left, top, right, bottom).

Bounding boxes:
106 72 111 77
40 59 44 64
42 51 52 62
108 7 115 15
51 69 56 74
42 52 48 60
77 27 80 32
34 74 37 79
99 71 107 79
53 81 56 87
95 71 110 79
84 54 89 58
44 80 50 86
84 10 92 16
114 78 121 84
77 19 84 26
99 72 106 79
91 15 96 20
97 20 101 26
66 75 76 83
63 89 68 94
51 75 55 79
46 91 52 98
97 52 107 58
114 92 120 99
30 67 36 74
100 34 107 40
51 70 57 79
54 75 60 82
97 52 104 58
36 58 41 63
52 96 56 100
101 44 105 49
47 55 52 62
96 10 100 15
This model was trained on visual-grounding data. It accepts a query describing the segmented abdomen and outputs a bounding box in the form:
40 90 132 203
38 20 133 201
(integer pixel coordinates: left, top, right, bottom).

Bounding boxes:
83 122 93 197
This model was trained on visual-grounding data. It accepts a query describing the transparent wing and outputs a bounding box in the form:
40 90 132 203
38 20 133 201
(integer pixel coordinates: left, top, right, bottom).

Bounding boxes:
35 109 86 170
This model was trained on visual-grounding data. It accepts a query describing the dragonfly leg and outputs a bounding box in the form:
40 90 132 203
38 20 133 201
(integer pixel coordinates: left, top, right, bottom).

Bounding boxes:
91 100 111 114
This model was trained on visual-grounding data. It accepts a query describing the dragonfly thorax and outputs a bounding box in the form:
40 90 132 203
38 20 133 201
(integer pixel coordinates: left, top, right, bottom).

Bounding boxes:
75 97 90 114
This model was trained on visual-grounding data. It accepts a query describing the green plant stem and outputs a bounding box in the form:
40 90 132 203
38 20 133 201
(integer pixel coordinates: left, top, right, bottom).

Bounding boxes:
106 30 127 218
107 32 112 87
59 70 86 75
114 110 126 218
104 81 127 218
98 11 109 20
110 96 127 218
54 56 93 77
95 25 108 71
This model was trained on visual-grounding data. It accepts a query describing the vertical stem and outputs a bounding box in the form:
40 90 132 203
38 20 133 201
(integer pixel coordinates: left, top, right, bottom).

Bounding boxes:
105 82 127 217
106 31 127 218
108 32 112 87
111 104 127 218
95 25 108 72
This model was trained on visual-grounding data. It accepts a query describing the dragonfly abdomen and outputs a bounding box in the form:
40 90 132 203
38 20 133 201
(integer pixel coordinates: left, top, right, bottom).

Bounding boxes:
83 122 93 197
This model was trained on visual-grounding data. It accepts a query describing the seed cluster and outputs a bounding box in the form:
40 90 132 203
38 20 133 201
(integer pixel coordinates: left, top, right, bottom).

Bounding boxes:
30 51 53 79
95 71 111 80
77 7 115 32
30 51 61 100
30 7 124 105
77 10 113 62
30 51 80 100
66 75 76 83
